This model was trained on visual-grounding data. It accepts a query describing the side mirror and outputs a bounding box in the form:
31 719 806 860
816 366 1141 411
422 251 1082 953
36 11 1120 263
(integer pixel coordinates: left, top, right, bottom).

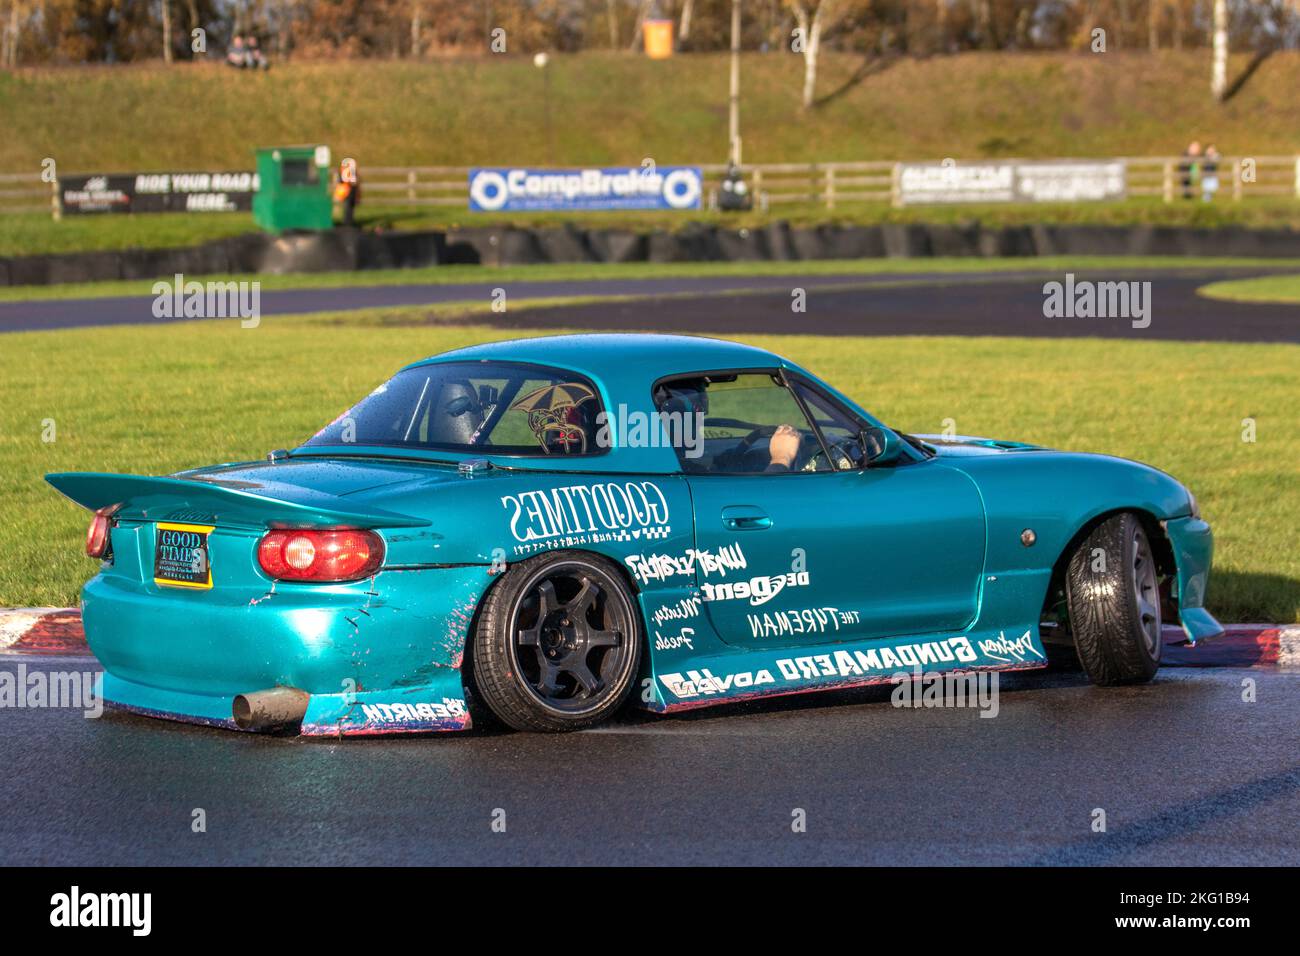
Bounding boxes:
861 426 904 466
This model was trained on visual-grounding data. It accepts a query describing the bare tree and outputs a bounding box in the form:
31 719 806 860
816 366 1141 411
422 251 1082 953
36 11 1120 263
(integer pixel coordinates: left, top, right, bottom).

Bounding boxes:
678 0 694 44
161 0 173 62
629 0 652 50
1210 0 1227 99
786 1 859 111
1 1 21 67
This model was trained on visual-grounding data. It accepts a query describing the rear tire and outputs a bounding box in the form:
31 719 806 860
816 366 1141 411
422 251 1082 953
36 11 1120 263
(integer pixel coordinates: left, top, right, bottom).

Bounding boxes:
1065 512 1163 685
472 551 642 732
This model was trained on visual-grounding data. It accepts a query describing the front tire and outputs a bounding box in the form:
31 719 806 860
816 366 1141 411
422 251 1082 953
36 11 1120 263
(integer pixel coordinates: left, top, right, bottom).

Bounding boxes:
472 551 642 732
1065 512 1163 685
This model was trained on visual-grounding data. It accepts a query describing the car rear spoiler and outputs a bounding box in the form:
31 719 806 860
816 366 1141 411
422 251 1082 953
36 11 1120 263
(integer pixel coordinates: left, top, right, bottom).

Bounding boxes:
45 472 430 529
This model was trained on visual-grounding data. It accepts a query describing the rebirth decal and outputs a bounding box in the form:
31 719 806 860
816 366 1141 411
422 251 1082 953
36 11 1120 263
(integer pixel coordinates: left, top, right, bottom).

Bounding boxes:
360 698 468 724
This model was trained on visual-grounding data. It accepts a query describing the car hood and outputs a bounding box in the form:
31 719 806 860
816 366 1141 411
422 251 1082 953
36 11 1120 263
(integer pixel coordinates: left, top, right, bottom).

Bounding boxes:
910 434 1049 457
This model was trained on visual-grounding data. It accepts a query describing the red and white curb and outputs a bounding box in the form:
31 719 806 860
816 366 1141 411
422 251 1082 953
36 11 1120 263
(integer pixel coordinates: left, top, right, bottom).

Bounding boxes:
0 607 1295 668
0 608 88 657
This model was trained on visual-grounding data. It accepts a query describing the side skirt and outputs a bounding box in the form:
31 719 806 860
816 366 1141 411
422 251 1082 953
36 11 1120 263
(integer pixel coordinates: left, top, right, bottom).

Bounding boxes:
638 626 1048 713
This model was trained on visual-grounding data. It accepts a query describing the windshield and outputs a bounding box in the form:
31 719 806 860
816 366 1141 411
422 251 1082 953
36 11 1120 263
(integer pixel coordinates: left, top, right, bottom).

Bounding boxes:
304 362 605 457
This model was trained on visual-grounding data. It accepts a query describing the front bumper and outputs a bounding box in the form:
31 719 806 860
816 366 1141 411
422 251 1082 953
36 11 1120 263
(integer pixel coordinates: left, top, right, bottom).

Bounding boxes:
1164 515 1224 644
83 563 493 735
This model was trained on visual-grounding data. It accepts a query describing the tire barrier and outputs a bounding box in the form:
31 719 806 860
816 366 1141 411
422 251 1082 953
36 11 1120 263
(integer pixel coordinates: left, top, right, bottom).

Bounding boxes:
6 221 1300 287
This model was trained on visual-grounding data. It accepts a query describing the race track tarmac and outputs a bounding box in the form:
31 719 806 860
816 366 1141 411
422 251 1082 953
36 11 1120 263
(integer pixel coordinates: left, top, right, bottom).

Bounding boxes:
496 272 1300 343
3 267 1298 342
2 658 1296 866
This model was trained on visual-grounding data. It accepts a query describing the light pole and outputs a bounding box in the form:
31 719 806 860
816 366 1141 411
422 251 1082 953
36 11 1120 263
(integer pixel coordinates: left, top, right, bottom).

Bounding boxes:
728 0 742 167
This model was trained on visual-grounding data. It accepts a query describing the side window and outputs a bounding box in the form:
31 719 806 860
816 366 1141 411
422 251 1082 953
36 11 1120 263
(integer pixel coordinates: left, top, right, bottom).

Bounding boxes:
792 381 868 470
654 372 829 475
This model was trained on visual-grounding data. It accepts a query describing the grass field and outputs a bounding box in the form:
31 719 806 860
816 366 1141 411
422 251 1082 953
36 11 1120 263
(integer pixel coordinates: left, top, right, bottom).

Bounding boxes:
3 255 1296 305
1 308 1296 622
5 51 1300 171
1200 274 1300 303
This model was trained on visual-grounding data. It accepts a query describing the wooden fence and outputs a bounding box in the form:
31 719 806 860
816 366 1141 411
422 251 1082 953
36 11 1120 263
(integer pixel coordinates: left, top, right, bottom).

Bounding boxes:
3 157 1296 217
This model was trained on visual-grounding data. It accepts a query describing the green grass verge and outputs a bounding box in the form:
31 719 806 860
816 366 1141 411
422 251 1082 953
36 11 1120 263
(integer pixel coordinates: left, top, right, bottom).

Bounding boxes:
1 307 1296 622
2 255 1295 305
1199 274 1300 303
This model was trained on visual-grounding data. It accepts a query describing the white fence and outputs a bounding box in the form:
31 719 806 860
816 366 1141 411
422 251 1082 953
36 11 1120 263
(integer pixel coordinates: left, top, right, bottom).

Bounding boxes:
0 172 57 215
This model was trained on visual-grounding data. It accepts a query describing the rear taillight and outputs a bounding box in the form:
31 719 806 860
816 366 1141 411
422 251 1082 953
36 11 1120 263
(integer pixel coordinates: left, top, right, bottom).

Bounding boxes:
257 529 384 582
86 511 113 558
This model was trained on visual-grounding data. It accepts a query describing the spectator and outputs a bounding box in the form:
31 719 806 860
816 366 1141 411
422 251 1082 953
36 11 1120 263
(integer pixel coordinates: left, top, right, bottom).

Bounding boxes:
226 35 246 69
334 158 360 227
1202 145 1221 202
246 36 269 70
1179 141 1202 200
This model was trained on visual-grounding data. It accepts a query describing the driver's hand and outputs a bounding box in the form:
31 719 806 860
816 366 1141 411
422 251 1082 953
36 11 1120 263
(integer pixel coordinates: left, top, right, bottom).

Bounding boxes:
769 424 801 469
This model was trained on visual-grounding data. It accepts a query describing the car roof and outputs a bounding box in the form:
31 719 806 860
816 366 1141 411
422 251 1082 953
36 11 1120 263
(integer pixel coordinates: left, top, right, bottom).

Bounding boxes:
389 334 796 473
405 333 785 379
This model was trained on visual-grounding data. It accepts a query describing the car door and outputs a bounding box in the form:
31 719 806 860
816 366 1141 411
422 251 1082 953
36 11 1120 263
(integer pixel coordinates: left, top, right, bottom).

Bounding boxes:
658 371 986 648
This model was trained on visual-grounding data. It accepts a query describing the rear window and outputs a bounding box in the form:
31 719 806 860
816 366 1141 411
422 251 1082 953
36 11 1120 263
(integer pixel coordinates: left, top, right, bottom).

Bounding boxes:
305 362 605 457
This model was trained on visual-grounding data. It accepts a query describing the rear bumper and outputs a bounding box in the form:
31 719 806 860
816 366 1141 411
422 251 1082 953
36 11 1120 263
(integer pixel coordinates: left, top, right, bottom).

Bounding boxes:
83 563 493 734
102 670 471 736
1164 515 1224 644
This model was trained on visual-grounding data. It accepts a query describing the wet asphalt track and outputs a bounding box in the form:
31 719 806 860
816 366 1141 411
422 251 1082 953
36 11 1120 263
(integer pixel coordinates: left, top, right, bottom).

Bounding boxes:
1 657 1296 866
2 266 1298 342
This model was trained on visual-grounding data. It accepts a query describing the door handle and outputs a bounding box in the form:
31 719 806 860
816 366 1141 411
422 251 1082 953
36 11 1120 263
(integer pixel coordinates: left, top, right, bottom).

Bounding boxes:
722 506 772 531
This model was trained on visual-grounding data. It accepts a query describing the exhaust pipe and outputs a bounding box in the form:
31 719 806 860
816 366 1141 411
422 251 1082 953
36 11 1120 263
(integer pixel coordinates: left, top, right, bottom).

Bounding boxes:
232 686 310 731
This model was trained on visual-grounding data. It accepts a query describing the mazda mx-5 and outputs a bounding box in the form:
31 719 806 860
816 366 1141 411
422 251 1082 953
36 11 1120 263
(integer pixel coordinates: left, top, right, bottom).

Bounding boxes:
47 333 1221 734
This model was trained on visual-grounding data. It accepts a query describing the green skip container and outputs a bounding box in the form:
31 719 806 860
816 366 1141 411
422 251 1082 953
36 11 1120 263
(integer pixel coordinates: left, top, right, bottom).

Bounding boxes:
252 145 333 232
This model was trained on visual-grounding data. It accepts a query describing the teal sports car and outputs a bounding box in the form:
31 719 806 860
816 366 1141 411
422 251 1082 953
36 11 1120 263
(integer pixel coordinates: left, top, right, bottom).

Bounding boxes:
46 333 1222 735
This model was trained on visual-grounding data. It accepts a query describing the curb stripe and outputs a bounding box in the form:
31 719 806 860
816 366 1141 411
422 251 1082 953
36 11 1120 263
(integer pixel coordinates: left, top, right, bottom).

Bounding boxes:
0 607 87 656
0 608 1293 668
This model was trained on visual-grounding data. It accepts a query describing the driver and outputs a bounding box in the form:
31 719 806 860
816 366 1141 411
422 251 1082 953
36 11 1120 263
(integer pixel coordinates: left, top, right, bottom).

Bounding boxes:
656 379 803 473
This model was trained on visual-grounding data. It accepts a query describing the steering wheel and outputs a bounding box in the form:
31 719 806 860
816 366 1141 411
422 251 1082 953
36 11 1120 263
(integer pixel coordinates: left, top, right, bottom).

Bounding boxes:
806 435 863 472
732 424 777 456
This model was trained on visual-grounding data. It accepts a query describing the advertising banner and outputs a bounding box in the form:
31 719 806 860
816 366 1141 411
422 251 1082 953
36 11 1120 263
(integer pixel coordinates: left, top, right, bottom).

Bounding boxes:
59 171 259 215
897 161 1126 205
468 166 702 212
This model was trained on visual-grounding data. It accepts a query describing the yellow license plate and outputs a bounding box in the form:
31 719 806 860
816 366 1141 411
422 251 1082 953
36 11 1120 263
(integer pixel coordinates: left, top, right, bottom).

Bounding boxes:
153 522 214 590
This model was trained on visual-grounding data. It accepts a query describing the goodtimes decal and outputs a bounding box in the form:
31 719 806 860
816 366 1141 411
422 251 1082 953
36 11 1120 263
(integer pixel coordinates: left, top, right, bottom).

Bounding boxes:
501 481 671 555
